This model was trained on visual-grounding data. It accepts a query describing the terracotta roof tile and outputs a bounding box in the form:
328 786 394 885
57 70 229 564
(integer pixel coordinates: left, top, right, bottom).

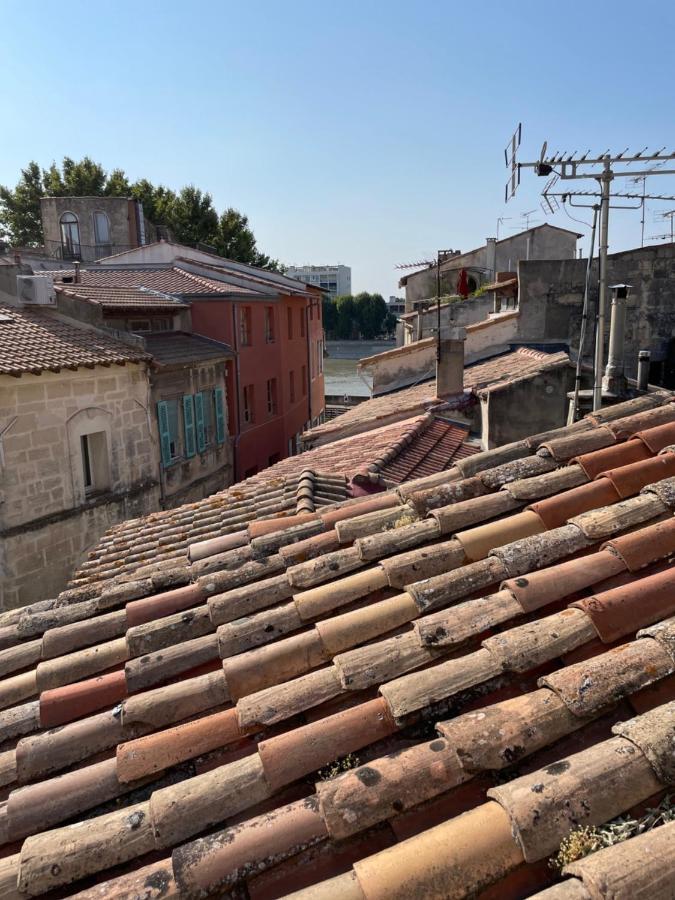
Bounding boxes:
304 348 570 445
3 390 675 897
0 302 150 376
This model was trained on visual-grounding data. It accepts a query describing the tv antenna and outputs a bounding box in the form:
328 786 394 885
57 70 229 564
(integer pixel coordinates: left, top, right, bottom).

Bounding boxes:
651 209 675 243
504 124 675 410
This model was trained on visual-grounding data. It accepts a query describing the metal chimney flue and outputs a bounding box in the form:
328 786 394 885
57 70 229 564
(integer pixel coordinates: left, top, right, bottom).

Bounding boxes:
73 260 81 284
602 284 631 396
637 350 651 392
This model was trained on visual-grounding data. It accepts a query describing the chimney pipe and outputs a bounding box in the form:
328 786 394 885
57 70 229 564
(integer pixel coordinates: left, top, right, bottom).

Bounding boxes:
74 260 81 284
436 326 466 397
637 350 650 391
602 284 631 395
485 238 497 281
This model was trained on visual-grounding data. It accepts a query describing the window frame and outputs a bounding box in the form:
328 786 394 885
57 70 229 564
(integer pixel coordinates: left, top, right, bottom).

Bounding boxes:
59 211 81 259
266 377 278 416
239 306 252 346
265 306 275 343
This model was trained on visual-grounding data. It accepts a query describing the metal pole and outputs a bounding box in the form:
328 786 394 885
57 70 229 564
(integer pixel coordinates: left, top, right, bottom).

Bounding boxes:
436 250 441 363
593 156 612 410
572 204 599 420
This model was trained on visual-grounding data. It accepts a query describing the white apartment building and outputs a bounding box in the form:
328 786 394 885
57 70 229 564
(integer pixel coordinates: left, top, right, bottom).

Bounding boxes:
286 264 351 298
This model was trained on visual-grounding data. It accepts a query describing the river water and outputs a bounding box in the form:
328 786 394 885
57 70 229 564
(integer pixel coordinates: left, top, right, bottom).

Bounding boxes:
324 340 396 399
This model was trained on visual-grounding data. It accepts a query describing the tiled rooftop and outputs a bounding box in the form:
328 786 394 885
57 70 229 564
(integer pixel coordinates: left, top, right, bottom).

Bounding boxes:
143 332 234 366
2 392 675 897
305 347 570 446
52 265 268 298
66 413 477 587
0 302 150 376
54 282 190 310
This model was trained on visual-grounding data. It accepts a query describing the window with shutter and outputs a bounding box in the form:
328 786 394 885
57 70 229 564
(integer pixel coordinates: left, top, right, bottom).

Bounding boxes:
157 401 172 467
195 392 206 453
214 387 226 444
183 395 196 457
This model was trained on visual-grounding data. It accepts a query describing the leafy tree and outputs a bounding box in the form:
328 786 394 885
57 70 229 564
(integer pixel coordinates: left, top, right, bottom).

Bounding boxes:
168 186 219 247
0 162 44 245
322 295 338 335
324 292 390 339
0 157 281 270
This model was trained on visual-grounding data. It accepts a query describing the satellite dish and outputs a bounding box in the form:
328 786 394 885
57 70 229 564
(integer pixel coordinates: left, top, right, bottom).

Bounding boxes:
540 141 548 162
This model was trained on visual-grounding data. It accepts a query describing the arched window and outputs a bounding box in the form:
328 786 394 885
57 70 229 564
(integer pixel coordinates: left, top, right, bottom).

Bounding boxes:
59 212 80 260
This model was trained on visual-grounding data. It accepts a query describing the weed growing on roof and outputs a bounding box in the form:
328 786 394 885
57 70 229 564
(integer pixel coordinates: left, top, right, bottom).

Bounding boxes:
388 512 417 530
549 793 675 872
317 753 360 781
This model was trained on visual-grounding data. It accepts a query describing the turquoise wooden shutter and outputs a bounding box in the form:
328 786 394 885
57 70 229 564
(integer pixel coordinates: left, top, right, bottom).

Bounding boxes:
157 401 172 467
214 387 225 444
195 392 206 453
183 395 196 458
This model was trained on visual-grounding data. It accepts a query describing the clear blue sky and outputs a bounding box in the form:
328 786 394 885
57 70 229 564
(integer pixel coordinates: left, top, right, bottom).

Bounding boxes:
2 0 675 297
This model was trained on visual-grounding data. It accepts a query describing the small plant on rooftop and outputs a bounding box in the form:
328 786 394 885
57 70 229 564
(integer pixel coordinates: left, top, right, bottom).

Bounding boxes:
317 753 360 781
549 793 675 872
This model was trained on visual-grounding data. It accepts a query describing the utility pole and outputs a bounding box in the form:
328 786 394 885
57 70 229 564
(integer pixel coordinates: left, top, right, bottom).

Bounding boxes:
593 156 612 409
504 126 675 410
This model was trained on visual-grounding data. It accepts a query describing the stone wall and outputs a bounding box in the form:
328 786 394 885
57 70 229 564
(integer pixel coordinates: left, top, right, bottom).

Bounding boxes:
153 362 233 507
0 363 159 607
517 243 675 385
403 225 579 310
40 197 139 261
479 363 577 448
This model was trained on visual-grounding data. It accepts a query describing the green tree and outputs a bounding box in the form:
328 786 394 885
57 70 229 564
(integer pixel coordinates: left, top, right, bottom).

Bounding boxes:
0 162 44 245
322 295 338 336
335 295 357 339
355 292 387 339
0 157 281 270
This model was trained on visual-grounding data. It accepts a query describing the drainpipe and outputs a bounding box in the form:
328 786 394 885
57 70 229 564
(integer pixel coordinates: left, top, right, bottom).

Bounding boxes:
637 350 651 392
231 302 242 481
602 284 631 396
305 299 313 428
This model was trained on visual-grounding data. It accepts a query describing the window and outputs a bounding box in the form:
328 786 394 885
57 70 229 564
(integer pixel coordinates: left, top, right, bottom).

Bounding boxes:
317 339 324 374
301 365 307 395
266 377 278 416
157 400 181 466
289 370 296 403
265 306 275 343
129 319 151 332
300 308 306 338
310 304 314 320
243 385 254 423
287 307 293 340
239 307 252 346
80 431 110 492
59 212 80 260
93 210 111 248
194 388 226 450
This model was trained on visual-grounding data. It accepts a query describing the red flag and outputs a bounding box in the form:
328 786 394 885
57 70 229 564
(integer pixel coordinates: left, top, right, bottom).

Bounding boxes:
457 268 469 299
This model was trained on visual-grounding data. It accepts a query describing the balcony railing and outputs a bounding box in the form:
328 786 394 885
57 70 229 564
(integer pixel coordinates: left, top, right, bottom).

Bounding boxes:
43 240 136 263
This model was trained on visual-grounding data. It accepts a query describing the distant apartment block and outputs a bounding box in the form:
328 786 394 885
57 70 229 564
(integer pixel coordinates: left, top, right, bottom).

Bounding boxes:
286 264 351 298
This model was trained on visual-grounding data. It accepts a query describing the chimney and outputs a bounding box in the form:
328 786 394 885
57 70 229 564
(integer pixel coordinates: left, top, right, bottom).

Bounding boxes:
436 325 466 397
485 238 497 281
637 350 650 391
74 260 81 284
602 284 631 395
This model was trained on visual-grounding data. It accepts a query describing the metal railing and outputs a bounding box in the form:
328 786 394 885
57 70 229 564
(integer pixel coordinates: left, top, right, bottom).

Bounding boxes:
43 240 136 263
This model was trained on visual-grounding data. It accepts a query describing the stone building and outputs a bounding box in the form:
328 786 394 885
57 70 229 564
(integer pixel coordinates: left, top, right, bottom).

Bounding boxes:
399 223 580 311
39 196 155 263
0 266 235 607
0 301 158 608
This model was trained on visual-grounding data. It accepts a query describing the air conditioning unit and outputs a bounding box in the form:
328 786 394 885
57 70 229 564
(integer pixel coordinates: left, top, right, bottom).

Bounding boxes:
16 275 55 306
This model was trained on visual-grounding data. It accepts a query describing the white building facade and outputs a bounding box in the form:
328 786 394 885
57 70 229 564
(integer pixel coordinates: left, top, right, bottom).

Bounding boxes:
286 264 351 298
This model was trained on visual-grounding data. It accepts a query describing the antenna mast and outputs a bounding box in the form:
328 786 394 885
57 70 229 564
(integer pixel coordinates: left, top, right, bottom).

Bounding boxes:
504 126 675 410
